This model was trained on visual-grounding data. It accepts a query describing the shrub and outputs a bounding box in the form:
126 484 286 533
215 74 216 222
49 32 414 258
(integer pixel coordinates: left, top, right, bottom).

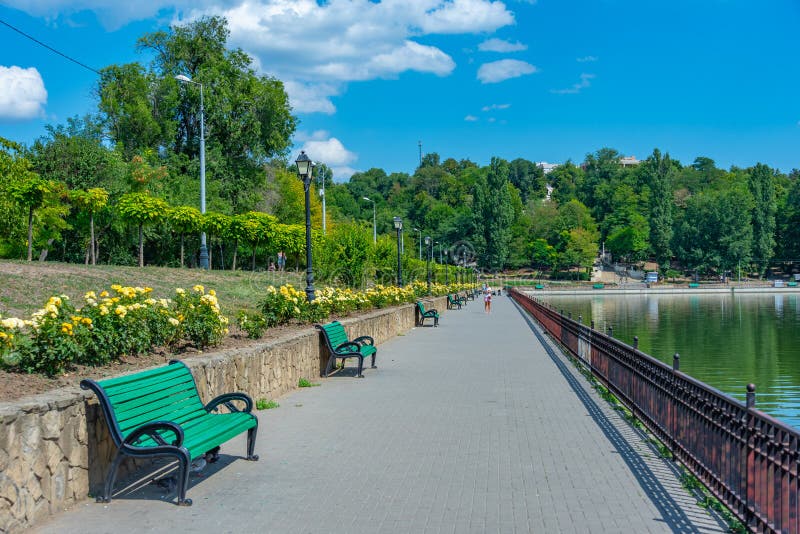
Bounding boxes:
237 310 268 339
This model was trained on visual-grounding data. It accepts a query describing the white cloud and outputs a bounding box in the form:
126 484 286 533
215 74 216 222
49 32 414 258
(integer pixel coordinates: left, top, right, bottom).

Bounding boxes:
0 66 47 120
187 0 512 112
464 114 478 121
297 130 358 180
551 73 595 95
478 38 527 53
12 0 517 114
283 81 341 114
576 55 598 63
477 59 537 84
481 103 510 111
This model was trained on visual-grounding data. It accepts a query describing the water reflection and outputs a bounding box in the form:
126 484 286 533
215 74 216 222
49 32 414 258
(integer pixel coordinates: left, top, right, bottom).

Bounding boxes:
540 293 800 430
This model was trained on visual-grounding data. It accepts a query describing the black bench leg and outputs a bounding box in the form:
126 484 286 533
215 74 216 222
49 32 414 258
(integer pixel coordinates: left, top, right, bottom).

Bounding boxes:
97 450 124 503
246 425 259 461
175 449 192 506
324 354 335 377
434 317 439 327
356 356 364 378
371 352 377 369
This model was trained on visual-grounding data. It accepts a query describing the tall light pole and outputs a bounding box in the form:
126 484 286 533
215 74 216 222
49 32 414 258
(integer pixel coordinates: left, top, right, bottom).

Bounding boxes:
363 197 376 243
175 74 208 269
413 228 422 260
393 217 403 287
296 151 315 301
317 163 326 235
424 236 432 294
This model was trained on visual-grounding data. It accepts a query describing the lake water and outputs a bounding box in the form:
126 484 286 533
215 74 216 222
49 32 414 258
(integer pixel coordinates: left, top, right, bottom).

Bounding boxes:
537 292 800 430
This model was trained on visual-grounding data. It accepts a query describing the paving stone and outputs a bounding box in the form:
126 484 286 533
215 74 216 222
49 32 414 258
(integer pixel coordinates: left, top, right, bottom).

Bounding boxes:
32 296 729 534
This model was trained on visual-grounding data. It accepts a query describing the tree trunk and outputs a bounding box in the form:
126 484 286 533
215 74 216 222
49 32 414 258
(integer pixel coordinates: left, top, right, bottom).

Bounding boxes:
138 223 144 267
218 244 224 270
84 241 90 265
90 213 96 265
180 233 185 268
208 239 213 270
26 206 34 262
232 239 238 271
251 248 256 271
38 239 54 262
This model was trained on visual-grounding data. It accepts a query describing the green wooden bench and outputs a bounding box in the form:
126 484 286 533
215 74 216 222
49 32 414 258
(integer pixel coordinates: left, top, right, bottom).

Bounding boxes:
534 284 544 290
593 283 604 289
789 282 798 287
415 300 439 327
447 294 466 309
316 320 377 378
81 361 258 507
689 283 699 288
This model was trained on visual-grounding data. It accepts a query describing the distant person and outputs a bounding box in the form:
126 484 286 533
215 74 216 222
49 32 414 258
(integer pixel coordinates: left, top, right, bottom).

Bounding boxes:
268 261 276 271
484 287 492 314
277 251 286 271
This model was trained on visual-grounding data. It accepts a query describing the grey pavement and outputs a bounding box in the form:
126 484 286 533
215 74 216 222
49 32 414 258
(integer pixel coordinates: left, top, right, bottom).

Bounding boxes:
34 295 728 534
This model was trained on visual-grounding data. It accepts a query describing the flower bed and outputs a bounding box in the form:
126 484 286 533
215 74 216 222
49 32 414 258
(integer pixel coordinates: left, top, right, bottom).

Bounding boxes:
238 281 472 337
0 284 228 376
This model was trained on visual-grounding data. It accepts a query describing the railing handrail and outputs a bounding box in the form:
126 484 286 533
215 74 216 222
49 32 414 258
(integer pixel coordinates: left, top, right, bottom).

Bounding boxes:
509 287 800 534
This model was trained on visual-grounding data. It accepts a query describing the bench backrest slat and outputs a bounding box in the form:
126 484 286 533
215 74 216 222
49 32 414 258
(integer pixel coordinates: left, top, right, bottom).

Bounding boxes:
417 301 426 313
96 362 205 440
321 321 350 348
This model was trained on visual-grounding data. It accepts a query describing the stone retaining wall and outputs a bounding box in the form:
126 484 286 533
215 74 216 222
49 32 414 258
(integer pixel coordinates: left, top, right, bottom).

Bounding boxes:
0 296 447 533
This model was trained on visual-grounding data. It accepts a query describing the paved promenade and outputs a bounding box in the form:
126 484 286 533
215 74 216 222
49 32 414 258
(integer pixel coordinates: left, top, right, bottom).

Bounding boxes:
35 296 727 533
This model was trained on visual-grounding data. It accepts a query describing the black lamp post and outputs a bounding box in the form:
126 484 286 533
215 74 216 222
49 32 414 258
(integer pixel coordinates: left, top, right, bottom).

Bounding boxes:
393 217 403 287
424 236 432 294
295 150 315 302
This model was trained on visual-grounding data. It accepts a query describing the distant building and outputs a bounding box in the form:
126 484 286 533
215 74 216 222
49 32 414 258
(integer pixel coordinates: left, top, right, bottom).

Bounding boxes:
545 184 554 201
620 156 640 167
537 162 559 174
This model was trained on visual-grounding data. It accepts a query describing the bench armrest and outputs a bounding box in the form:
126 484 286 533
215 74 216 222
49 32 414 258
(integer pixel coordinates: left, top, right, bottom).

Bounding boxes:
334 341 361 354
352 335 374 346
205 392 254 413
124 421 185 448
426 307 439 314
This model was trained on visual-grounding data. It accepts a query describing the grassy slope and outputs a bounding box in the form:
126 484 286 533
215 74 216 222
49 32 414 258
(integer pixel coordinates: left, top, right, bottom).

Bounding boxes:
0 260 303 318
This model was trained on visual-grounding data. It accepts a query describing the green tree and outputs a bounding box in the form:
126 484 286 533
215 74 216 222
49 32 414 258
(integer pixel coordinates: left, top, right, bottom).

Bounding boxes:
605 214 649 263
508 158 546 203
8 176 60 262
748 163 777 274
202 211 231 269
673 188 753 274
529 238 558 271
70 187 109 265
167 205 202 267
643 149 674 267
117 192 169 267
317 223 372 287
474 158 514 270
560 228 598 274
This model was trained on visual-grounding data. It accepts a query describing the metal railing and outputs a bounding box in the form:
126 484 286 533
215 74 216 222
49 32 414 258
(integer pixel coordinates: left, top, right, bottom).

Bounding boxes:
510 288 800 533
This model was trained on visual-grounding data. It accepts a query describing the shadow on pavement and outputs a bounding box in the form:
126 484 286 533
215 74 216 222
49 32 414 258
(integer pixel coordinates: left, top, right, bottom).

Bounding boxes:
510 298 722 534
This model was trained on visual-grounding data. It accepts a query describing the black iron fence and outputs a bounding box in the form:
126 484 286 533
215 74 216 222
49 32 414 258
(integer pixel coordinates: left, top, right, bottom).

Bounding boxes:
510 288 800 534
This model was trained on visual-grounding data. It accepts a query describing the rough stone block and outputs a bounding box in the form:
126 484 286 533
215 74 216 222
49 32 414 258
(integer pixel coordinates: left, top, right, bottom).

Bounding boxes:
40 410 61 441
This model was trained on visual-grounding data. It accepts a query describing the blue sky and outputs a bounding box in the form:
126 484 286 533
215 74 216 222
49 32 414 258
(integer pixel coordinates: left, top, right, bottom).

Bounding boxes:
1 0 799 180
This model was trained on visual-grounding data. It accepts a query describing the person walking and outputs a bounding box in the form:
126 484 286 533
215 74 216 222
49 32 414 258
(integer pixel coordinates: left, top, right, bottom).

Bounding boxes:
277 251 286 271
484 286 492 314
